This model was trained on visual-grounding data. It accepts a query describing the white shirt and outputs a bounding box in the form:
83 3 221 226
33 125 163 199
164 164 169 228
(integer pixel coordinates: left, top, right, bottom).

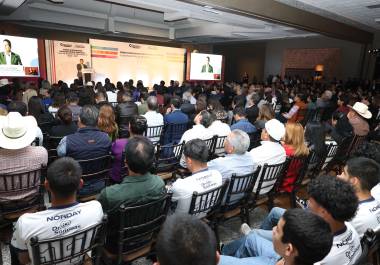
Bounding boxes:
208 120 231 155
371 184 380 201
106 91 117 103
5 53 11 65
11 201 103 265
349 197 380 237
249 141 286 195
179 124 214 167
171 169 222 217
315 222 361 265
143 110 164 127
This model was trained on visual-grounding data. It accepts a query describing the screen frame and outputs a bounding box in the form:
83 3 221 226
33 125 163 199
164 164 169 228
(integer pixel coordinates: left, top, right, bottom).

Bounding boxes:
186 52 224 82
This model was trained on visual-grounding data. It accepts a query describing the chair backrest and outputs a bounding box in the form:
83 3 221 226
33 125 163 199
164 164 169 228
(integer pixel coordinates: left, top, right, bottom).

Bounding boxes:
76 154 113 196
278 154 311 192
252 160 289 200
214 135 227 156
46 135 63 165
310 142 339 178
154 142 184 173
144 125 164 145
0 166 45 215
224 172 257 208
30 215 108 265
188 180 229 217
39 122 53 134
204 135 217 160
117 193 172 257
247 130 261 151
348 135 367 157
353 228 380 265
163 122 188 144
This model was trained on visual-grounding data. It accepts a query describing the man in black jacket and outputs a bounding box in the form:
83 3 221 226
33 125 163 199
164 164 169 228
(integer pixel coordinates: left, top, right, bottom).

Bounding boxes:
115 91 138 138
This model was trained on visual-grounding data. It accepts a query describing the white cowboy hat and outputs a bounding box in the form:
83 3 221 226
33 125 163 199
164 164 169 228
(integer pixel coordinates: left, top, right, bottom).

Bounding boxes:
0 112 38 149
0 78 12 87
265 119 285 141
349 102 372 119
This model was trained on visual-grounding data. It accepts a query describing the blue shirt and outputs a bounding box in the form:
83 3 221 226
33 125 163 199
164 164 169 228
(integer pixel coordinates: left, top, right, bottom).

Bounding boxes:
231 119 257 134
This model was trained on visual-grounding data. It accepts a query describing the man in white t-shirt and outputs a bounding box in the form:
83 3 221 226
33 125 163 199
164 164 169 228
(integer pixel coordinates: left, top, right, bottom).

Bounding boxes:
171 139 222 216
337 157 380 237
179 110 214 168
143 96 164 143
11 157 104 265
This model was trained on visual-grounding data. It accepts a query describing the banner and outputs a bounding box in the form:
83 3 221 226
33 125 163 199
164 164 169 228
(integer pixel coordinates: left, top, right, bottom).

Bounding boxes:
89 39 186 88
45 40 91 84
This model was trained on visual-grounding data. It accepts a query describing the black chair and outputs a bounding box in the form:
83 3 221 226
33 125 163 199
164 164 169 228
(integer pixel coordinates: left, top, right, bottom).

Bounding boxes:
162 122 188 144
144 124 164 145
0 166 46 220
353 228 380 265
247 130 261 151
117 115 133 138
188 180 229 244
30 215 108 265
76 154 113 202
214 135 228 157
153 142 184 182
38 122 53 134
309 142 339 179
103 194 172 265
250 160 289 211
45 135 63 165
204 135 217 160
276 154 312 208
348 134 367 157
218 172 257 226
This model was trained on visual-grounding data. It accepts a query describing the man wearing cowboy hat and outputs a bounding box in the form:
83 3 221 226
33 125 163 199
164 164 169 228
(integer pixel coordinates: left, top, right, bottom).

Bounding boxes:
0 112 47 205
347 102 372 136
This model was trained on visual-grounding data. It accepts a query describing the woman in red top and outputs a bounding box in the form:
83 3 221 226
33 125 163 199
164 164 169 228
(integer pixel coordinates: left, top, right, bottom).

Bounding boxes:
280 123 309 192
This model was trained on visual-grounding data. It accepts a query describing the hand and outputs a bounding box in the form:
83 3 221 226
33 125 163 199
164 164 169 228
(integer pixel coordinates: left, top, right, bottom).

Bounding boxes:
166 107 172 114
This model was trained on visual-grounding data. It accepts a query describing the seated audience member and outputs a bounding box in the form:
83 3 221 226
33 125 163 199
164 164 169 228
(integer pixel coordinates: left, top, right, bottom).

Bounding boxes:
281 93 307 123
179 110 214 167
66 92 82 122
154 215 220 265
279 123 309 192
163 96 189 144
337 157 380 236
254 103 274 130
111 115 147 183
106 86 117 103
171 139 222 215
245 93 260 125
95 91 109 109
22 83 37 107
180 91 196 117
347 102 371 136
0 112 48 207
10 157 103 265
249 119 286 165
328 111 353 145
231 107 257 134
143 96 164 141
307 94 317 111
115 91 138 137
317 90 333 109
98 136 165 250
57 105 111 158
222 176 360 265
28 96 55 125
138 91 149 115
7 101 44 146
50 106 78 137
208 130 256 181
220 208 333 265
208 110 231 138
337 93 350 114
97 104 118 141
48 92 66 117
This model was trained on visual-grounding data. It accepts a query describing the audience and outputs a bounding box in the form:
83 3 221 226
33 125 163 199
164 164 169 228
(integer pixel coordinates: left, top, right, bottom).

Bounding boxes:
143 95 164 142
66 92 82 122
163 96 189 144
97 104 118 141
254 103 274 130
281 93 307 123
50 106 78 137
231 107 257 133
115 91 138 137
170 139 222 215
347 102 371 136
10 157 103 265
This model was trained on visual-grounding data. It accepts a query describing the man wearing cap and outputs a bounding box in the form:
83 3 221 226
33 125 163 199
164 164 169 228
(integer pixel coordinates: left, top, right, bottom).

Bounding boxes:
347 102 372 136
0 112 47 206
249 119 286 166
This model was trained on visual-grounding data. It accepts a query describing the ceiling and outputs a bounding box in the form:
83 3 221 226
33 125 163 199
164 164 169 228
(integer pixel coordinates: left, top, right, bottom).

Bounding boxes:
0 0 318 43
276 0 380 32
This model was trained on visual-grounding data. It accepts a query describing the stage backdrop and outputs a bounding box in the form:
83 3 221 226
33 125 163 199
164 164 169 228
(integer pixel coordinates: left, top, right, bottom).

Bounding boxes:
45 40 91 84
89 39 186 88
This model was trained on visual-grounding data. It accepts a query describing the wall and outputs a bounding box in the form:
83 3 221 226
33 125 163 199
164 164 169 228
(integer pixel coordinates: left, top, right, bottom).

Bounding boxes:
213 42 266 82
264 36 365 80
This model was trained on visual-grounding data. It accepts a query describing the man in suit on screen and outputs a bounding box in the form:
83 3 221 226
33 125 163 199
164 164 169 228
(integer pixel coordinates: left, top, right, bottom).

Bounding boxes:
0 39 22 65
201 56 213 73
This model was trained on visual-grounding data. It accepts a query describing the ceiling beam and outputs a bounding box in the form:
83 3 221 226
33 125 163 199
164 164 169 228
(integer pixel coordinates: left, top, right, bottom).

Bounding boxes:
179 0 374 43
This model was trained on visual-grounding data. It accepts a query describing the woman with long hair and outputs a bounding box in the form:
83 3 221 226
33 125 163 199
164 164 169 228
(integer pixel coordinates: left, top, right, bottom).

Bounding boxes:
50 106 78 137
254 103 274 129
28 96 55 126
98 104 118 141
279 122 309 192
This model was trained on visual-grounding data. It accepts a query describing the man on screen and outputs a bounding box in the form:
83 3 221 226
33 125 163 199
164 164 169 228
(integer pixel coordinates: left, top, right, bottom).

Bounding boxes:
201 56 213 73
0 39 22 65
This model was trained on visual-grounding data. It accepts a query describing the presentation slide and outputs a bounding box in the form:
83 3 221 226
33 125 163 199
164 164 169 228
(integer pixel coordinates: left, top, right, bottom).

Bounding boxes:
189 53 222 81
89 39 186 88
0 35 39 77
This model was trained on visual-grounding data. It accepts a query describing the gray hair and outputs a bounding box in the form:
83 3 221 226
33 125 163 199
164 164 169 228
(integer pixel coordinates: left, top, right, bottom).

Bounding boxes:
227 129 250 154
79 105 99 126
147 96 158 111
182 91 192 102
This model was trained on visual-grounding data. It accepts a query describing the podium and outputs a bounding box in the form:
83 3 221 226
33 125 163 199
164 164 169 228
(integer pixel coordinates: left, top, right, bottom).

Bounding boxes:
82 68 93 83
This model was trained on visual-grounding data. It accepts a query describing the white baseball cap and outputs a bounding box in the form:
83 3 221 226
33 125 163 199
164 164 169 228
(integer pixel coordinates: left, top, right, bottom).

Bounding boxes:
265 119 285 141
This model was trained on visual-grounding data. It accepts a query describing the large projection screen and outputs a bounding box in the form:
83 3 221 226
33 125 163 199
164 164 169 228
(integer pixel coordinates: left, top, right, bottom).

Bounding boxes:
189 53 222 81
0 34 39 77
89 39 186 88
